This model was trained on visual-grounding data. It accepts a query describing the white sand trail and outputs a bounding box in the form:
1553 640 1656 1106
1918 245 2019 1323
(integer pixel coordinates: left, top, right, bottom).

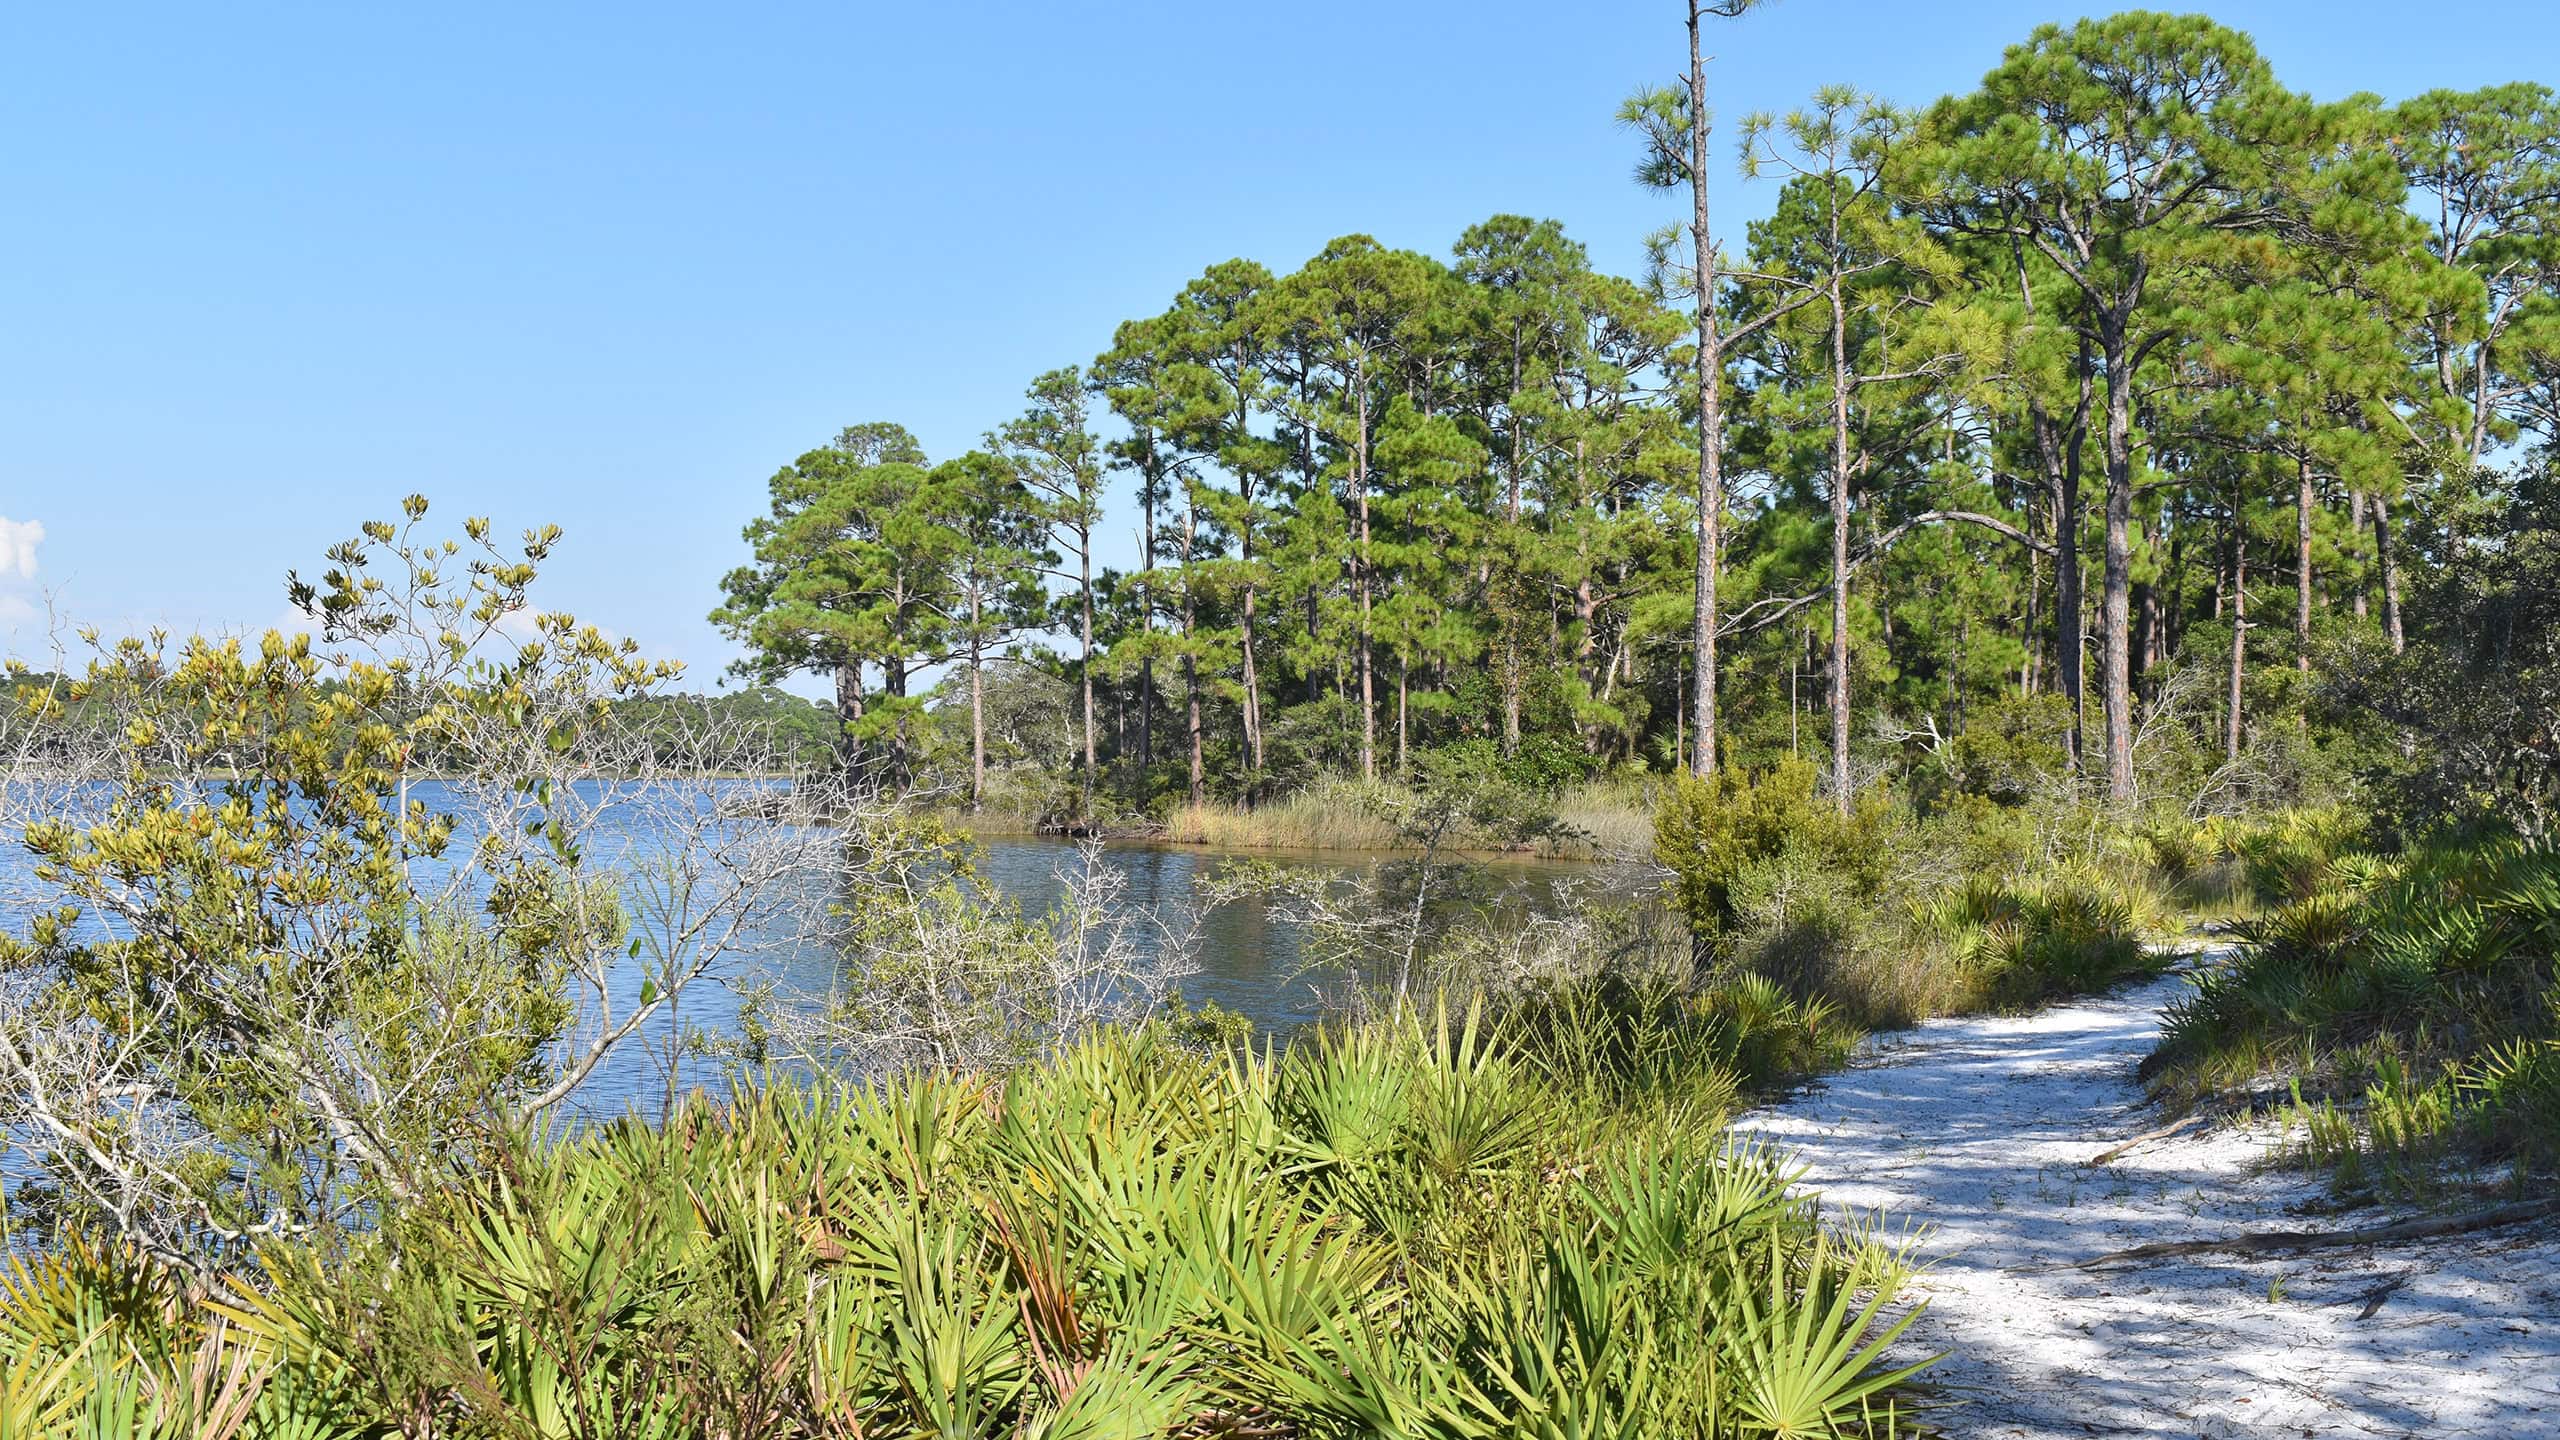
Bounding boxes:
1733 964 2560 1438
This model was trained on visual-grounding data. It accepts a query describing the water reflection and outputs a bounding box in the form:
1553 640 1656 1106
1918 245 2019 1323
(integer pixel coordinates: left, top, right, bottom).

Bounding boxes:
0 777 1600 1119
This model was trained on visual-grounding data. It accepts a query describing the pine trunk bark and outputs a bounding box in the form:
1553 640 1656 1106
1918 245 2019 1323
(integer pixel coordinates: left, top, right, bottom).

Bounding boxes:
1396 661 1409 775
833 662 866 778
1183 503 1205 807
1355 369 1376 782
2227 525 2247 763
1079 534 1096 812
2373 497 2405 655
1138 478 1156 770
2099 319 2137 803
2296 452 2315 674
1828 270 1853 816
969 595 986 809
1236 382 1266 794
1686 3 1723 778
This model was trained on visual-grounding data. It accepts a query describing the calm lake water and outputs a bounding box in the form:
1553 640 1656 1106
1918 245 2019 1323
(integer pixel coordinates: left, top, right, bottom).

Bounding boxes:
610 833 1599 1115
0 781 1606 1119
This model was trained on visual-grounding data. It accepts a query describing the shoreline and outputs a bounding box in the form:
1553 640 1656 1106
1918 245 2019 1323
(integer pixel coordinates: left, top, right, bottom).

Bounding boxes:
939 812 1637 864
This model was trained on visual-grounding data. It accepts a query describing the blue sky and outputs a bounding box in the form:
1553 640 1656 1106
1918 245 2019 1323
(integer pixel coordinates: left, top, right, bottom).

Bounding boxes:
5 1 2553 685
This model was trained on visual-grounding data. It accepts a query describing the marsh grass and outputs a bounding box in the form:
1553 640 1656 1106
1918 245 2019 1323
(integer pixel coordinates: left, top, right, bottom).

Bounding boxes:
1156 774 1657 860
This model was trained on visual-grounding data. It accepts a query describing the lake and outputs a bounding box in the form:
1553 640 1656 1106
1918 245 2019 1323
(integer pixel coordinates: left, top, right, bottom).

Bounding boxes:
0 780 1614 1119
610 833 1608 1115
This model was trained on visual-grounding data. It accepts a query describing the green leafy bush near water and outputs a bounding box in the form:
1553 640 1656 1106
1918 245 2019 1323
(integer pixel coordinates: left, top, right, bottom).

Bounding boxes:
2147 835 2560 1193
0 1009 1932 1439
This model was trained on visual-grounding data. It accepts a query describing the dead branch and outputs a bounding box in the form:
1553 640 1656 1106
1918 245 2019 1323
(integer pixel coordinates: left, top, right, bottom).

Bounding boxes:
2083 1112 2208 1167
2039 1198 2559 1271
2346 1272 2411 1320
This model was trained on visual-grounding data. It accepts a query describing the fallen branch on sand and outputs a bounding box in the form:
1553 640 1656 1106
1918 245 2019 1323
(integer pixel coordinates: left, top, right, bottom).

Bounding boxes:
2083 1112 2208 1167
2346 1272 2411 1320
2041 1198 2560 1271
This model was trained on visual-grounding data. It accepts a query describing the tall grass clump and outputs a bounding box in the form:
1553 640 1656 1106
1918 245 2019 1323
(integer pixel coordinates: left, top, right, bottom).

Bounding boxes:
1146 745 1654 861
0 1009 1936 1438
2227 805 2369 908
2147 836 2560 1193
1910 866 2165 1011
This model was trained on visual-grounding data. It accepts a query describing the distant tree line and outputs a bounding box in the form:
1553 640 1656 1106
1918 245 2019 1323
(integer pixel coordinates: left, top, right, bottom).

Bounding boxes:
714 10 2560 828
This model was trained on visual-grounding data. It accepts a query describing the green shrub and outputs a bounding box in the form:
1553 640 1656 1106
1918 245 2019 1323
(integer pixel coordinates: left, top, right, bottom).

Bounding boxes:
1653 763 2179 1030
2229 805 2368 906
0 1008 1933 1440
1653 759 1898 945
2151 836 2560 1189
1909 866 2158 1011
1914 692 2075 810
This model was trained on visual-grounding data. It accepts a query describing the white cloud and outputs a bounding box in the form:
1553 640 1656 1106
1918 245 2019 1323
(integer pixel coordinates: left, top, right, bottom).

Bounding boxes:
0 517 40 581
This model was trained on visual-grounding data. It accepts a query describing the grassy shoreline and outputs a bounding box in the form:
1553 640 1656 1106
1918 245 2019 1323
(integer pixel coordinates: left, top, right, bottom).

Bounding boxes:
941 775 1661 862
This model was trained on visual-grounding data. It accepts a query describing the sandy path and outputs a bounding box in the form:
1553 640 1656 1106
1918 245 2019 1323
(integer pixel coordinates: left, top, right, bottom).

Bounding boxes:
1733 962 2560 1438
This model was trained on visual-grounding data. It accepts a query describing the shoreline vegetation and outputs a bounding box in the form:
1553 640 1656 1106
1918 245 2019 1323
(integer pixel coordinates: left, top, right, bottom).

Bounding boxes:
942 773 1660 862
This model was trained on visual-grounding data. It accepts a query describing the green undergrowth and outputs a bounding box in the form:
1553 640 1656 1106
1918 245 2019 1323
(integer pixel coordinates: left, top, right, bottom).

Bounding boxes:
1655 760 2179 1031
2146 830 2560 1198
0 1003 1936 1439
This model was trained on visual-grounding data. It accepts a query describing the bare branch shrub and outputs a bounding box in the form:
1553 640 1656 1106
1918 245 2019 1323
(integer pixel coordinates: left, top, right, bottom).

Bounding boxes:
0 501 847 1269
758 830 1200 1074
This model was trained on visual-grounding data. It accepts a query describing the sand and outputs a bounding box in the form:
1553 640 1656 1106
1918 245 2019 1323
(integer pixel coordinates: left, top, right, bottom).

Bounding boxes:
1733 959 2560 1438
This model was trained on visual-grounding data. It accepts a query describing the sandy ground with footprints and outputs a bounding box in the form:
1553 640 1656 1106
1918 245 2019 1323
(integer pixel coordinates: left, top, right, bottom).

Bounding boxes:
1733 950 2560 1438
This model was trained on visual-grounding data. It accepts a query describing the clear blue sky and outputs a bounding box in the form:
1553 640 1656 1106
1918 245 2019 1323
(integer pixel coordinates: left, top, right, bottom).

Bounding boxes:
5 2 2552 684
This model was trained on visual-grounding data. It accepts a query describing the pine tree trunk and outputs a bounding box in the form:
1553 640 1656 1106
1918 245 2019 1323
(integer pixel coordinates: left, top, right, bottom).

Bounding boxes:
1138 478 1156 770
885 656 910 786
2135 575 2159 682
2296 452 2315 674
970 650 986 810
833 662 867 778
1079 531 1096 813
1184 503 1205 807
2099 323 2137 803
1240 530 1264 794
2373 497 2405 655
1355 370 1376 782
2227 524 2247 763
1686 2 1723 778
1235 392 1266 791
969 589 986 810
1828 271 1853 816
1396 660 1409 775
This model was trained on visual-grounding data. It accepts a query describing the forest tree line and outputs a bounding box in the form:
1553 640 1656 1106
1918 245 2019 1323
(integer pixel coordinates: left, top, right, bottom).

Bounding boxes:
714 10 2559 829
